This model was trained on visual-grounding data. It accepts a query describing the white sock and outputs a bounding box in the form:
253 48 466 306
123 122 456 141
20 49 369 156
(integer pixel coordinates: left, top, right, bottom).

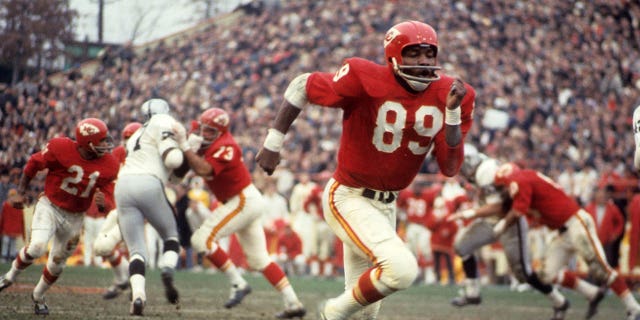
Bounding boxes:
575 279 598 300
325 291 362 320
465 278 480 297
33 276 51 301
546 287 566 307
225 265 247 288
130 274 146 301
622 292 640 313
281 285 301 309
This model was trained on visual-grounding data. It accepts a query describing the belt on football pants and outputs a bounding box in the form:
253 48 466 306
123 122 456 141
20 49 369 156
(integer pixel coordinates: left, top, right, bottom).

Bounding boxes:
362 188 397 204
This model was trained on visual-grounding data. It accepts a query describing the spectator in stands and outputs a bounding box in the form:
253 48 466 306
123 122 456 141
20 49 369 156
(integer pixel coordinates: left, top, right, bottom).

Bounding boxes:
585 187 626 268
0 189 24 263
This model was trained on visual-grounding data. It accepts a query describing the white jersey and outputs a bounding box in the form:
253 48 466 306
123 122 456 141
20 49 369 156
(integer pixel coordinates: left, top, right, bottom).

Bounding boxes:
118 114 180 183
633 105 640 171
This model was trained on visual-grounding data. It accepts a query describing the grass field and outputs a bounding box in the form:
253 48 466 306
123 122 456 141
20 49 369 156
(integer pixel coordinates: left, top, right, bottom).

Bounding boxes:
0 262 632 320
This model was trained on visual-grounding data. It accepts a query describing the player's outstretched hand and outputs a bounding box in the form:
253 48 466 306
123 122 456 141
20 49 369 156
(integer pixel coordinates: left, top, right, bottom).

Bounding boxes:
171 122 190 151
186 134 204 152
255 148 280 176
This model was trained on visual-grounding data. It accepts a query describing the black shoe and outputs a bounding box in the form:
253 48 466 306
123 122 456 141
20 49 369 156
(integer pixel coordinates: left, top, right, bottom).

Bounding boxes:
0 275 13 292
32 294 49 316
161 272 179 305
224 284 251 309
130 297 145 316
451 294 481 307
275 305 306 319
102 281 129 300
586 287 606 319
550 299 570 320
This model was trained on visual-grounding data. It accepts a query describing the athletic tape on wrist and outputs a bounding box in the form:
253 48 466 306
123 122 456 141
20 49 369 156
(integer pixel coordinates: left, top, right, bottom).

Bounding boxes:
461 209 476 219
445 106 462 125
263 128 285 152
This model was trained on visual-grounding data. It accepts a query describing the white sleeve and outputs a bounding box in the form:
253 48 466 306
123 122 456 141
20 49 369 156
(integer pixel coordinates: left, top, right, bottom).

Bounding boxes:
284 73 310 108
154 115 184 169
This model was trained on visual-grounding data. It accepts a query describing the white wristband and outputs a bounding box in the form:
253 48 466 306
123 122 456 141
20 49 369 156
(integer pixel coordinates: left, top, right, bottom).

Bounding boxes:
263 128 285 152
461 209 476 219
445 106 462 125
179 141 191 152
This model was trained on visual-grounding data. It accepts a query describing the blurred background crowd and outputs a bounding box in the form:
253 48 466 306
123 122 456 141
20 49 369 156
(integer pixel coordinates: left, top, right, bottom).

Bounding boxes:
1 0 640 287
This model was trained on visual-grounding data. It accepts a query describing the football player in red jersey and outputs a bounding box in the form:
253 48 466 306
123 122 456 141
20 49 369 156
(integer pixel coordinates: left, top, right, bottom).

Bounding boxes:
0 118 120 315
471 163 640 320
633 105 640 171
94 121 141 300
172 107 306 319
256 20 475 320
397 182 437 284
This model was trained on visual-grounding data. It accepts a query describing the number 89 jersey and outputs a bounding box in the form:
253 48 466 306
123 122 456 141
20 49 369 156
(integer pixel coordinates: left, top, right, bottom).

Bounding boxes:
306 57 475 191
23 137 120 213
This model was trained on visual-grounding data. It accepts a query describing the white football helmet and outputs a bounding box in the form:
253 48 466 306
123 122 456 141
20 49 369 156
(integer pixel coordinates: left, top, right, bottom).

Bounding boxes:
141 98 170 120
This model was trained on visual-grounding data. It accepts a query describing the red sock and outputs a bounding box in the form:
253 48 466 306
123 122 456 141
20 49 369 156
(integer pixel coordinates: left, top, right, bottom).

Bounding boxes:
353 267 385 305
262 262 289 290
43 266 59 285
610 276 630 296
16 248 33 270
109 250 122 266
558 270 577 289
207 247 233 271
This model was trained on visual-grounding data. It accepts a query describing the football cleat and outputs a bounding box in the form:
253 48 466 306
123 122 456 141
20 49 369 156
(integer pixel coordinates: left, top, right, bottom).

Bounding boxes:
627 309 640 320
224 284 252 309
161 272 179 305
585 287 606 319
275 303 307 319
130 297 145 316
0 275 13 292
102 281 130 300
550 299 570 320
32 294 49 316
450 294 482 307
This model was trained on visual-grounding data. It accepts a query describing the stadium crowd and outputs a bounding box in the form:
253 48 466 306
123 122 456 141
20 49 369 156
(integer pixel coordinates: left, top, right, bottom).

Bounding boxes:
1 0 640 282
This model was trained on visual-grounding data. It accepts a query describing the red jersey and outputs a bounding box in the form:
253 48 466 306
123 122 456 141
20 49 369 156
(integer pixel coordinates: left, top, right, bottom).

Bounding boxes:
303 185 323 219
397 189 429 227
584 200 624 244
627 194 640 270
112 145 127 165
502 169 580 229
23 137 120 213
306 58 475 190
200 131 251 203
277 230 303 259
0 201 24 237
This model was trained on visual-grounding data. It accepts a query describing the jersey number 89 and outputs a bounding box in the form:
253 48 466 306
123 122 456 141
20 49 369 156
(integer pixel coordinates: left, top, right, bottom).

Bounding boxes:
373 101 443 155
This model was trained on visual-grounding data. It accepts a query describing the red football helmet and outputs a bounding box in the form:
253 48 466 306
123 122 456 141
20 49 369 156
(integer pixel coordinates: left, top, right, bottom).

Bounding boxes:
199 107 230 148
122 122 142 140
493 163 521 187
384 20 441 89
75 118 113 157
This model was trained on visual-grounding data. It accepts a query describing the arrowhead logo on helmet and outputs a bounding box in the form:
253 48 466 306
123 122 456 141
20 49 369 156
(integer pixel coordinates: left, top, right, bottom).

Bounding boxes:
78 123 101 136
